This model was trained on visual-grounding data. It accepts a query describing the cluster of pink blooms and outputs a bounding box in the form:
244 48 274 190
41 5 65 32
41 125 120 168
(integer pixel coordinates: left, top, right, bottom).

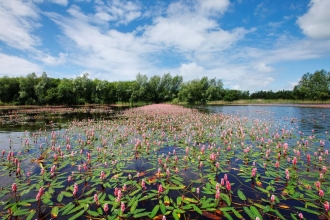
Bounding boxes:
285 169 290 180
103 203 109 212
270 194 276 203
251 168 257 178
121 202 125 212
158 184 163 194
94 194 99 205
36 187 44 200
12 183 17 193
209 152 216 161
100 171 106 180
50 165 56 177
73 183 78 197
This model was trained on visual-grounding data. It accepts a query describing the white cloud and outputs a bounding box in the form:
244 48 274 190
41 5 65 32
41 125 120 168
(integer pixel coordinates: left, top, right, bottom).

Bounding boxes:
198 0 230 15
0 0 40 50
297 0 330 39
50 0 68 6
0 53 43 76
37 52 68 66
94 0 141 25
255 63 273 73
179 62 204 78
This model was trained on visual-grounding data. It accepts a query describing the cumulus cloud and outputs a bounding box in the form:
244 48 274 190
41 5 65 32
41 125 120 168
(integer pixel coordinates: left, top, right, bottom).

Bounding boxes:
179 62 204 78
0 53 43 76
297 0 330 39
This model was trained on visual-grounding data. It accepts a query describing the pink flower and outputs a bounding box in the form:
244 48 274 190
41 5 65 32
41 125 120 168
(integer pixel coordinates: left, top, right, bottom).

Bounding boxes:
158 184 163 194
100 171 105 180
12 183 17 192
251 168 257 177
316 181 321 189
226 181 231 192
271 194 275 203
117 190 122 201
36 187 44 200
292 157 297 166
73 183 78 197
196 187 200 195
104 203 109 212
298 212 303 219
324 201 330 211
319 190 324 197
121 202 125 212
215 189 220 199
94 194 99 203
162 216 166 220
224 174 228 181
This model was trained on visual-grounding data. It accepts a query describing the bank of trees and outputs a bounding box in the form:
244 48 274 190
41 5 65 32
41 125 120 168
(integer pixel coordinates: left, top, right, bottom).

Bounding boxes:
0 69 329 105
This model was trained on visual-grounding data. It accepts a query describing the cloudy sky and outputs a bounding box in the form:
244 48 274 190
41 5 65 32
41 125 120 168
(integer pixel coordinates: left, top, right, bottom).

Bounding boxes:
0 0 329 91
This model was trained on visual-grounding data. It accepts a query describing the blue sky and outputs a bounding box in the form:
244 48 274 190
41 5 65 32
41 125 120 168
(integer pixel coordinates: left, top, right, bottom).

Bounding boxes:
0 0 329 92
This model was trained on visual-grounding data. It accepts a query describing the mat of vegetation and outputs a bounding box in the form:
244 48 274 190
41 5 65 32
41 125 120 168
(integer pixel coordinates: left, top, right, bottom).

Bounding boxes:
0 104 329 220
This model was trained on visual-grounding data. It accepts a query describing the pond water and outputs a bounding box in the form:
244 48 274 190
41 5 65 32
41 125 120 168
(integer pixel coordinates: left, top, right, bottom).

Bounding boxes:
0 104 329 220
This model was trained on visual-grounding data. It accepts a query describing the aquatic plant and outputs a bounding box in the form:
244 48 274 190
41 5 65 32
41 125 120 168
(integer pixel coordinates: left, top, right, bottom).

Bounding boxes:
0 104 329 220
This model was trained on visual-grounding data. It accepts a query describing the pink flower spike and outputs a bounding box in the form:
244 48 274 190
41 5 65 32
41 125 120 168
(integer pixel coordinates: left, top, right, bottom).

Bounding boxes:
158 184 163 194
319 190 324 197
121 202 125 212
12 183 17 192
324 201 330 211
94 194 99 203
103 203 109 212
271 194 275 203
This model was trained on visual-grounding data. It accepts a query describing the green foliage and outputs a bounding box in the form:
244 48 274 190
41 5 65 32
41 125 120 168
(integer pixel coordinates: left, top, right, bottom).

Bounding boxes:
0 69 329 105
293 69 330 100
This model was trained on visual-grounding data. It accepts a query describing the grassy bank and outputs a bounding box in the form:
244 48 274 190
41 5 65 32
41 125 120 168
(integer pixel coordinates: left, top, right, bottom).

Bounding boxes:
207 99 330 105
172 99 330 106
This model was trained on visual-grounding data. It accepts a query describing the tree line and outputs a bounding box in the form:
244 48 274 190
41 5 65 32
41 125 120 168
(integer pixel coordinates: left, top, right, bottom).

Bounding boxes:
0 69 329 105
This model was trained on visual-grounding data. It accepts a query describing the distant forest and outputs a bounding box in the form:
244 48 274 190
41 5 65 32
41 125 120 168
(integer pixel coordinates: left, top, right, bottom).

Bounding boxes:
0 70 329 105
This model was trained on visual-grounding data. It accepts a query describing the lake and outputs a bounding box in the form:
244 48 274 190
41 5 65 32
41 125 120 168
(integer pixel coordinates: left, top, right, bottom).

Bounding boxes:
0 104 329 220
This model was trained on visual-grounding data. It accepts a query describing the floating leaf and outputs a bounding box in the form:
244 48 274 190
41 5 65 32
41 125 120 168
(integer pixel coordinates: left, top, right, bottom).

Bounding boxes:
237 189 246 201
149 204 160 218
223 211 233 220
220 193 231 206
26 210 36 220
51 206 59 218
68 210 85 220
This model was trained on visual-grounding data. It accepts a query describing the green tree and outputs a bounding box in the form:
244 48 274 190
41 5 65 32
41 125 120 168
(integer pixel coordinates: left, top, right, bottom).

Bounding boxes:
18 73 38 105
0 76 20 104
293 70 330 100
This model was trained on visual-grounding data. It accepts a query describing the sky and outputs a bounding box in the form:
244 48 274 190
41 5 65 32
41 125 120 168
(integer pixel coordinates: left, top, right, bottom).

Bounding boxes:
0 0 330 92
